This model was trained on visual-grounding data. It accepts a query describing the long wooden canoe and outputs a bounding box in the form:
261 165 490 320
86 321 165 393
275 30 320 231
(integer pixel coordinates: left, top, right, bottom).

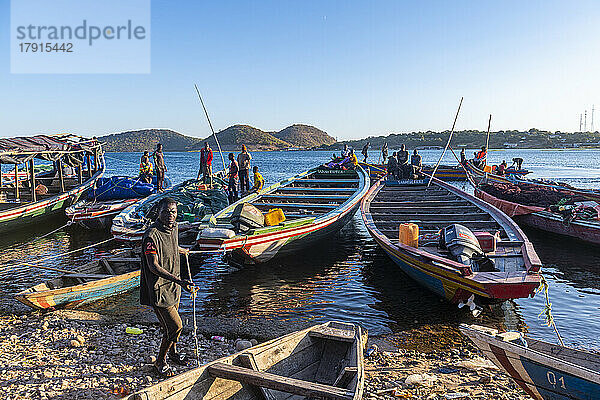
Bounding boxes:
475 186 600 245
0 134 105 233
195 165 369 265
125 321 366 400
15 249 140 310
360 176 541 304
460 324 600 400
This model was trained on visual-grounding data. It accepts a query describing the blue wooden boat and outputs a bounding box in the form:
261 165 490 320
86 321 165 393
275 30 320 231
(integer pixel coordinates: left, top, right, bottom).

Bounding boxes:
460 324 600 400
14 250 140 310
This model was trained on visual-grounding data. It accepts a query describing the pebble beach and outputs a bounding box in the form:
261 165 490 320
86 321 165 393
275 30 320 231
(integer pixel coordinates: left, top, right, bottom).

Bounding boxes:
0 311 528 400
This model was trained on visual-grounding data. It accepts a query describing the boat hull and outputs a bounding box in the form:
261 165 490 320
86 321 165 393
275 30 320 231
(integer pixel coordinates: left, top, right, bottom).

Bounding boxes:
461 325 600 400
15 271 140 310
517 212 600 245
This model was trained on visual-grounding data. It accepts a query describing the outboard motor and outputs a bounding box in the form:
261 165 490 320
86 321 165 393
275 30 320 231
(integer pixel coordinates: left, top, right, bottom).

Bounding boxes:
439 224 496 271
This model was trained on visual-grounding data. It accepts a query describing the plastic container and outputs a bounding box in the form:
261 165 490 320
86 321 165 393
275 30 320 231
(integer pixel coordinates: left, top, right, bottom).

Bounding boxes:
398 223 419 248
211 335 225 342
125 327 143 334
182 212 196 222
474 231 500 253
264 208 286 226
483 165 492 173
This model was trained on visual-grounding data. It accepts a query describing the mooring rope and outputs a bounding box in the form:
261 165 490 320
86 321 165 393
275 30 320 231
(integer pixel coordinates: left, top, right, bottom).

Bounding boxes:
184 253 200 366
0 221 73 259
537 274 565 346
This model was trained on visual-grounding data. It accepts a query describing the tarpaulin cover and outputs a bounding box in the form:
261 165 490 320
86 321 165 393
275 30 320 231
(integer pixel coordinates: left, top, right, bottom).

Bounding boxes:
0 135 99 165
476 189 545 217
87 176 157 201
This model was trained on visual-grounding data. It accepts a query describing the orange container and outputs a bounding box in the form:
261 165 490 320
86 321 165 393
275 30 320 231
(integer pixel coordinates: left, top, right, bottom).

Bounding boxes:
398 223 419 248
483 165 492 173
264 208 286 226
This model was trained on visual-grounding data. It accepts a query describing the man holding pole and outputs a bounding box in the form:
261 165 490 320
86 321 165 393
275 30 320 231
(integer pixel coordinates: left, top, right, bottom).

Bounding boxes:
140 197 194 378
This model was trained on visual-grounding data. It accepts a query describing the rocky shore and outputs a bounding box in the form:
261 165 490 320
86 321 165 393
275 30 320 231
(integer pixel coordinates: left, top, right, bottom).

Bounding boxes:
0 312 528 400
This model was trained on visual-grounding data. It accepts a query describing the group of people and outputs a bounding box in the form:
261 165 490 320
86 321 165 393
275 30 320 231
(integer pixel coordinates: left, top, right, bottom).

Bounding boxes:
139 143 168 191
197 142 265 204
386 144 422 179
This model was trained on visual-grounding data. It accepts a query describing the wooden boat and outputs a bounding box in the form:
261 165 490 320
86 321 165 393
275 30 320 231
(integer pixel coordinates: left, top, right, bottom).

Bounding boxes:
475 184 600 245
361 162 467 181
111 177 228 243
66 176 172 230
514 178 600 203
15 249 140 310
460 324 600 400
464 160 530 185
195 165 369 265
360 176 541 304
125 321 366 400
0 134 104 233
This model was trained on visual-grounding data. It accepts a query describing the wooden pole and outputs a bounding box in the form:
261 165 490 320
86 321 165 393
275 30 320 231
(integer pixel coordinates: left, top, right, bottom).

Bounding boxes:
484 114 492 166
194 84 226 170
30 159 36 202
86 154 92 179
428 97 464 187
0 160 3 189
14 163 19 200
57 159 65 193
77 162 83 184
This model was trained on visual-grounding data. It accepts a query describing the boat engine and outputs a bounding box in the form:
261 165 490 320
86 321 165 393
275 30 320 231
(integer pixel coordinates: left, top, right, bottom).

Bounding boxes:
438 224 496 272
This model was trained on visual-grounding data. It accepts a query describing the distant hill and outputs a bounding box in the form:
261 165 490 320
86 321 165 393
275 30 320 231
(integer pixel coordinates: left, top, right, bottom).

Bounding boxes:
99 124 336 152
99 129 202 152
274 124 335 148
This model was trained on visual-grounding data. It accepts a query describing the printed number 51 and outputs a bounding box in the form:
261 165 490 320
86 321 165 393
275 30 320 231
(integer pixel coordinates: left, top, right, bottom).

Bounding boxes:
547 371 566 389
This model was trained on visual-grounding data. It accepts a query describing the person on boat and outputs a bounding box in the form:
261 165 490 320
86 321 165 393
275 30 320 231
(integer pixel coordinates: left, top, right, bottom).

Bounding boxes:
153 143 167 192
460 149 467 165
139 151 153 184
140 197 194 378
197 142 213 186
250 165 265 193
227 153 239 204
387 152 398 179
397 144 410 179
361 142 370 162
342 149 359 169
411 149 422 176
475 146 487 167
237 145 252 195
497 160 508 175
512 157 524 170
381 143 388 163
341 144 350 158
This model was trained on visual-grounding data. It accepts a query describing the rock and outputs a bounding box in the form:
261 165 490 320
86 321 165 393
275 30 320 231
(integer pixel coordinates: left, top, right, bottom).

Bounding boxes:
456 357 498 371
75 335 85 345
146 355 157 364
479 375 492 384
250 339 258 346
69 340 81 348
42 370 53 379
41 321 49 331
235 340 253 352
404 373 437 386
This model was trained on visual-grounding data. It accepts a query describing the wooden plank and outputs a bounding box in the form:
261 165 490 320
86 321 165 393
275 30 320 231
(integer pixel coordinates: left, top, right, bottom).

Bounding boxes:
14 163 19 200
372 213 491 221
106 257 141 263
259 194 348 202
251 202 337 210
333 367 357 388
207 363 354 400
101 259 116 275
370 200 471 206
65 273 113 279
29 159 36 202
308 326 356 343
277 187 356 194
238 353 278 400
294 179 358 186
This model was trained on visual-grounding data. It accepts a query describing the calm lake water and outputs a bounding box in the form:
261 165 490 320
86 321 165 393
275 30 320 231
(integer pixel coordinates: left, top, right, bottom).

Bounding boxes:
1 149 599 349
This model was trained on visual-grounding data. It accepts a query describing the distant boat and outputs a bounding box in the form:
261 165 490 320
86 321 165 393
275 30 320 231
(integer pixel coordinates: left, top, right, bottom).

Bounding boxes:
15 249 140 310
0 134 104 233
196 165 369 265
464 160 531 184
460 324 600 400
360 176 541 304
124 321 366 400
111 176 228 243
66 175 172 230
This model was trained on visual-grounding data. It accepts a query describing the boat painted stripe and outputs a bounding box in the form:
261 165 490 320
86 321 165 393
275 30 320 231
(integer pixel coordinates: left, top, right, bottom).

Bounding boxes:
489 344 541 399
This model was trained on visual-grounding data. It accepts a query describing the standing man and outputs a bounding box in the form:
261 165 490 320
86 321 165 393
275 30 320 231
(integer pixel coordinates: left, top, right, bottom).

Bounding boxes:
237 145 252 195
341 144 350 158
227 153 239 204
387 152 398 179
381 143 388 163
397 144 409 179
140 197 193 378
460 149 467 165
139 151 153 184
410 149 422 175
197 142 213 186
361 142 370 163
153 143 167 192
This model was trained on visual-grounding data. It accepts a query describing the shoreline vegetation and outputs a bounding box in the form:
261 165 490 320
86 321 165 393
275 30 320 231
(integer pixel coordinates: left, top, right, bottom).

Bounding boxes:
98 126 600 153
0 311 529 399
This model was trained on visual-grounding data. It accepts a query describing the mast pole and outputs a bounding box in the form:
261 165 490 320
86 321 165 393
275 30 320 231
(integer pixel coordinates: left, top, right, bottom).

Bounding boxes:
194 85 226 171
484 114 492 166
428 97 463 187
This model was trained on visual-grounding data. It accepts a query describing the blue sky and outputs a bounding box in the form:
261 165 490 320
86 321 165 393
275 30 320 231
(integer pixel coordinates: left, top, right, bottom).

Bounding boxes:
1 0 599 139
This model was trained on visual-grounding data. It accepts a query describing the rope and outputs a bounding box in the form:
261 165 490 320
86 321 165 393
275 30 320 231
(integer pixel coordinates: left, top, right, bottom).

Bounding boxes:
0 236 116 274
185 253 200 366
537 274 565 346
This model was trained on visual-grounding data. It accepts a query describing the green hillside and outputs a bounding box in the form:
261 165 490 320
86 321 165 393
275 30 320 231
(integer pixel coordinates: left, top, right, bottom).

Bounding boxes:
194 125 291 151
99 129 202 152
274 124 336 148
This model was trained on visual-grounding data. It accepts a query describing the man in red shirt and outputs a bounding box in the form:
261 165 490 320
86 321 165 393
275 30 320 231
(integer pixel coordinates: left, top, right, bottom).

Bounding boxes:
197 142 213 185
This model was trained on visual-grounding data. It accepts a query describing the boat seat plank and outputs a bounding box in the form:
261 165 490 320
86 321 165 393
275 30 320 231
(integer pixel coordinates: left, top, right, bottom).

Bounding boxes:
238 353 278 400
101 259 115 275
371 213 491 221
333 367 358 388
259 194 349 202
207 363 354 400
251 203 338 210
106 257 141 263
65 273 114 279
308 326 356 343
277 187 356 194
370 200 472 206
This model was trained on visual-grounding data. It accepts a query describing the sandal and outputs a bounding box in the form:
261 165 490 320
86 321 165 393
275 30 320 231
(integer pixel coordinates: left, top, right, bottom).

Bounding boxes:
153 362 175 378
169 352 188 366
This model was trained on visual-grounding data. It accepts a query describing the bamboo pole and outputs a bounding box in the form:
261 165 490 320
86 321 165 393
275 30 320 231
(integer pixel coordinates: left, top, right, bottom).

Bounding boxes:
86 155 92 179
484 114 492 166
57 159 65 193
30 159 36 202
428 97 464 187
77 162 83 184
14 163 19 200
194 84 226 171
